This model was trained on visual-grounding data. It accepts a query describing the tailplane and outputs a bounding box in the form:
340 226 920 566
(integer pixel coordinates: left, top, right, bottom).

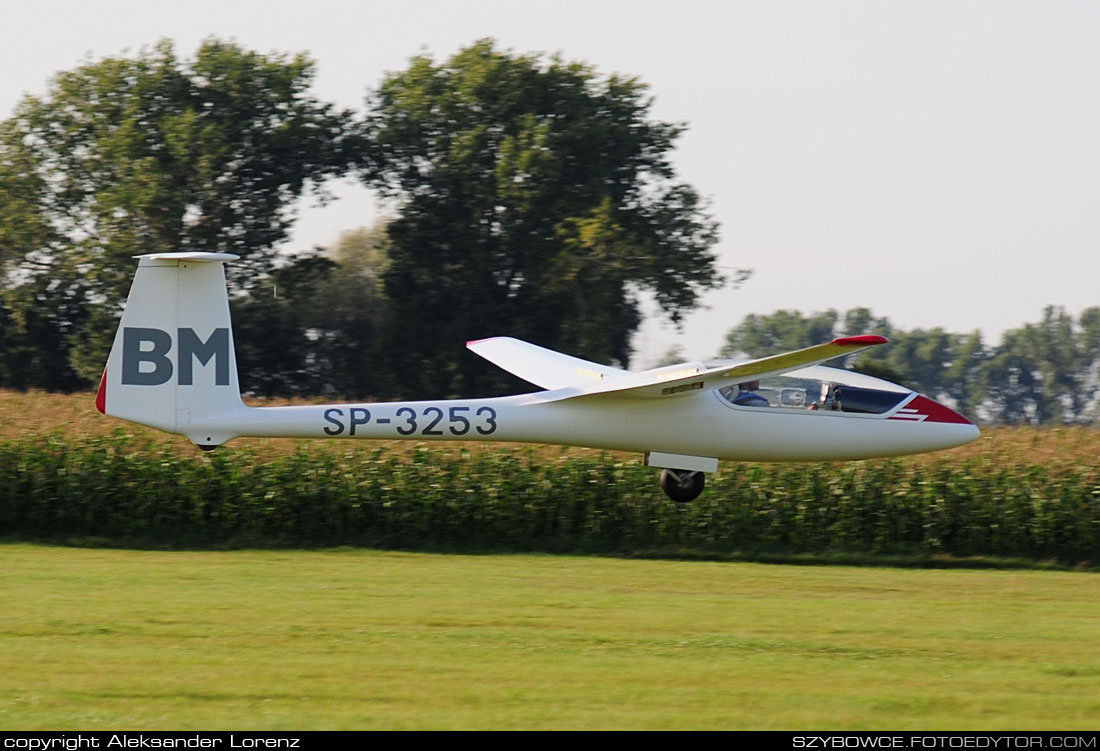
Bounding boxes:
96 253 245 448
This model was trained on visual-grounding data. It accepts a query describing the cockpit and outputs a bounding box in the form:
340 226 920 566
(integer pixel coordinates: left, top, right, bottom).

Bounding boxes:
715 365 912 416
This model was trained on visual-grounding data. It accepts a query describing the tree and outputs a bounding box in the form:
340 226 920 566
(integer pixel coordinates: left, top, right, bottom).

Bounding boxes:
1078 307 1100 423
976 328 1044 424
230 223 393 399
975 306 1100 424
231 251 339 398
360 40 726 398
327 222 392 283
940 331 987 418
0 38 357 386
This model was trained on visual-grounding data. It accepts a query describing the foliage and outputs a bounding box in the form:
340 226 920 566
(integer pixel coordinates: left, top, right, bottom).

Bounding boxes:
232 233 390 399
0 38 357 385
360 40 725 397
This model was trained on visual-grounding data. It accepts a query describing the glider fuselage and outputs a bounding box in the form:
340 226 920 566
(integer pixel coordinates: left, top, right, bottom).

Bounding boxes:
175 388 977 463
96 253 979 499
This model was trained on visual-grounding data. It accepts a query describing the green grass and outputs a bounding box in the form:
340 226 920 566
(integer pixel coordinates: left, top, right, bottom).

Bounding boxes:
2 544 1099 730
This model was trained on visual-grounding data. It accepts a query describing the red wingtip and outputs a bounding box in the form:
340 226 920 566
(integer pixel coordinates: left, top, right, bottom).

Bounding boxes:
833 335 888 347
95 369 107 414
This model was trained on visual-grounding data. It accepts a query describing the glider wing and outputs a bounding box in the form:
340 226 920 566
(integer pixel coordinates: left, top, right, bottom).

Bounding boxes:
538 336 889 401
467 336 628 390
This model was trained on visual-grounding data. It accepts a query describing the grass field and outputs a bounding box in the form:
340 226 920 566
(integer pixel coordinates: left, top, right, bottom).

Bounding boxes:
2 390 1099 729
2 543 1099 730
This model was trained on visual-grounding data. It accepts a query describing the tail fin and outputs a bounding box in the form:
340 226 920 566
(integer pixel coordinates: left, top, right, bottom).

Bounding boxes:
96 252 245 448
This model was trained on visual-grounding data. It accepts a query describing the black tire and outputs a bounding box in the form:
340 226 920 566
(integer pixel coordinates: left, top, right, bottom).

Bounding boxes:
659 468 706 503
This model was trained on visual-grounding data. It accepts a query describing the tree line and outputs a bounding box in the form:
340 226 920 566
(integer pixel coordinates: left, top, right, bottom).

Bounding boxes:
721 306 1100 425
2 39 1095 425
0 38 725 399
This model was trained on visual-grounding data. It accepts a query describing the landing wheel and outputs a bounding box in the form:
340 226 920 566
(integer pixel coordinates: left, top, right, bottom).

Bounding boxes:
659 468 706 503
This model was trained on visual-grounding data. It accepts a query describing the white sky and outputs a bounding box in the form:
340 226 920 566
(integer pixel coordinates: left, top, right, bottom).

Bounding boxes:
3 0 1099 366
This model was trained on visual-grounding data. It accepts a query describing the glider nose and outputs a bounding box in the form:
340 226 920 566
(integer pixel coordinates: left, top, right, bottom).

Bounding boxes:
890 394 980 448
900 395 975 425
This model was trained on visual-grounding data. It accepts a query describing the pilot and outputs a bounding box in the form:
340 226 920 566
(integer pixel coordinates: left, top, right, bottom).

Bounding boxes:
731 380 769 407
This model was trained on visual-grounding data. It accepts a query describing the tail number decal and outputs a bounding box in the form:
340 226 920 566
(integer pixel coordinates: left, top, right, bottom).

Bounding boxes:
121 327 230 386
323 406 498 436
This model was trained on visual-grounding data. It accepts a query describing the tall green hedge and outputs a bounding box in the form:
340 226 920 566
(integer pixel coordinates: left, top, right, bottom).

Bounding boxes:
2 435 1098 563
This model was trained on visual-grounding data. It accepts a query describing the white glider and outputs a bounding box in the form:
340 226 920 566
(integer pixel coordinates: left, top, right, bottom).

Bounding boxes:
97 253 979 501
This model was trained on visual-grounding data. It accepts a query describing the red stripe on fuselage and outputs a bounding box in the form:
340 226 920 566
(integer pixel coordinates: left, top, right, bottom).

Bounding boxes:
889 395 973 425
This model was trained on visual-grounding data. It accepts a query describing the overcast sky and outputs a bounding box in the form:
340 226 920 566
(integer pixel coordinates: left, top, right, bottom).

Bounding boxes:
4 0 1098 365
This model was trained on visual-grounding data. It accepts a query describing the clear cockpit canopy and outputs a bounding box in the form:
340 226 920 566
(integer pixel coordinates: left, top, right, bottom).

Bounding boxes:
712 365 912 415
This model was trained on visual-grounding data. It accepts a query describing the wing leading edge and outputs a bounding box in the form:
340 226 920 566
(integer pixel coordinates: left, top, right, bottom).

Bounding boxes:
542 335 889 401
